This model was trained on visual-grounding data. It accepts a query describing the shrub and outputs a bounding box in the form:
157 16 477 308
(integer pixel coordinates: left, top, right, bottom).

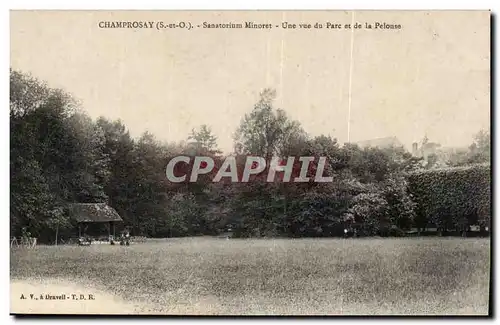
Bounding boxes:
346 192 389 236
407 164 490 232
387 225 407 237
382 175 416 230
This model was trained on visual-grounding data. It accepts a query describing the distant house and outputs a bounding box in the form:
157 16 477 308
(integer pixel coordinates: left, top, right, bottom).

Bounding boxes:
355 136 403 149
68 203 123 238
411 141 471 168
412 141 441 160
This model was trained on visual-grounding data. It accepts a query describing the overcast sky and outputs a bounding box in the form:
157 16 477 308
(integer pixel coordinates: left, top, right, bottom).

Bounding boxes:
10 10 490 153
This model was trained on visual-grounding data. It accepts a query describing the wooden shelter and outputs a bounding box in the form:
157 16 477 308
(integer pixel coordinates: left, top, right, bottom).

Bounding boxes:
68 203 123 239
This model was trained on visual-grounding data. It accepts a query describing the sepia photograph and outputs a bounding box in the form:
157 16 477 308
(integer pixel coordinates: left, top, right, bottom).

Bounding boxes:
9 10 491 316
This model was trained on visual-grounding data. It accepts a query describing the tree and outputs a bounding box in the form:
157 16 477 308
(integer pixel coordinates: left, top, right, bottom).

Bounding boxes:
17 69 483 241
381 146 423 173
128 132 170 235
10 69 110 242
228 182 284 237
96 117 137 230
64 112 109 203
10 158 60 239
346 192 389 236
381 175 416 230
346 146 392 183
447 129 491 167
468 129 490 164
233 88 307 159
10 70 82 242
188 124 221 154
10 69 51 118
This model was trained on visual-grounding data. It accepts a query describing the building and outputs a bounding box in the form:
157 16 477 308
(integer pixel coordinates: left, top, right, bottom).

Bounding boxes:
411 141 441 160
411 140 470 167
355 136 403 149
68 203 123 239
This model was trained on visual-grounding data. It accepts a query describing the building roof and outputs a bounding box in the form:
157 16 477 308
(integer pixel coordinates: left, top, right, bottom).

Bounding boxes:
355 136 403 149
68 203 123 223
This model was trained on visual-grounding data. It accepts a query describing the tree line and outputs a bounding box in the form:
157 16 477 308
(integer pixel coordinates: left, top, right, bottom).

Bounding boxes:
10 70 491 243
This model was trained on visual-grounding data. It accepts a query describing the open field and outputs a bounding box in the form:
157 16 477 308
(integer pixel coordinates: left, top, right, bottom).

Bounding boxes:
10 237 490 315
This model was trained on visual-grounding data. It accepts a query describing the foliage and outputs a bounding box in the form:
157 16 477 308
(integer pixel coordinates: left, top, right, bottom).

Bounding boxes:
188 124 221 154
233 88 307 158
447 129 490 167
347 192 389 236
381 175 416 230
10 69 491 241
407 164 491 232
468 129 491 164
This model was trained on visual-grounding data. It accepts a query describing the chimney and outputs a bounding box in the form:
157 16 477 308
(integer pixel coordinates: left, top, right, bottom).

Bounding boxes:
412 142 418 156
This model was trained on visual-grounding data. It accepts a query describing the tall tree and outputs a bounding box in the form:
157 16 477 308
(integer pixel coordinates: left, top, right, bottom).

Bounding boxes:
96 117 137 228
188 124 221 154
233 88 307 159
10 70 91 242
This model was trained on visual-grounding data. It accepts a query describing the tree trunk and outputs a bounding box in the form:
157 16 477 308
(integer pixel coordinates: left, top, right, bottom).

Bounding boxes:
55 224 59 246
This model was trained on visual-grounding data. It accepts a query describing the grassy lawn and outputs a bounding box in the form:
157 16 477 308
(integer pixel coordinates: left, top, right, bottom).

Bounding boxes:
10 237 490 315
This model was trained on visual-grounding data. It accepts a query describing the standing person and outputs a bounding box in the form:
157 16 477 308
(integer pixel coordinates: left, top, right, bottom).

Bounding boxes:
121 229 131 246
125 229 130 245
21 227 31 246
